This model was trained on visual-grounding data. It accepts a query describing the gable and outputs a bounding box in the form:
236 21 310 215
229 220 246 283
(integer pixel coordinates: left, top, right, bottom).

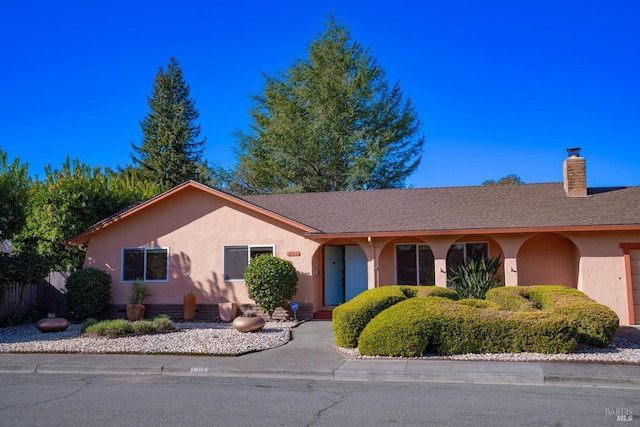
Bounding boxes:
66 181 317 246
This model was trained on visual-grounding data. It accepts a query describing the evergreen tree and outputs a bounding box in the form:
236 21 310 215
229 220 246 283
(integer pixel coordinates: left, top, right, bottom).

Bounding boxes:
131 57 208 189
220 16 424 194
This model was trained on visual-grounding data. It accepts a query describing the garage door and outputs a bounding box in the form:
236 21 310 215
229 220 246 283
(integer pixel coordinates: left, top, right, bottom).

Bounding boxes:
632 250 640 324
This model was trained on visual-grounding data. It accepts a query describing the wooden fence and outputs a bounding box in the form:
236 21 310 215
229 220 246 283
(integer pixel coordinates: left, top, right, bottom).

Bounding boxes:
0 272 70 322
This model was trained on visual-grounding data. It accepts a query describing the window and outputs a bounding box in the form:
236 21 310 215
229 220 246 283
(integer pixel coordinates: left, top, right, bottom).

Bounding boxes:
122 247 169 282
224 245 274 281
395 244 435 285
446 242 488 273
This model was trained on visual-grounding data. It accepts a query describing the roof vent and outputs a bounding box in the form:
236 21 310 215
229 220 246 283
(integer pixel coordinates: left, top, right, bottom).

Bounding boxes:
563 148 587 197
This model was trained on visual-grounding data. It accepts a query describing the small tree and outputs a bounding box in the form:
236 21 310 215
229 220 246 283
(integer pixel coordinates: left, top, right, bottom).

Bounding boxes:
243 255 298 318
447 256 504 299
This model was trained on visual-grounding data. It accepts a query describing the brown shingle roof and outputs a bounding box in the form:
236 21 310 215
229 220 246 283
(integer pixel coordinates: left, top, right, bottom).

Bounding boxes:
242 183 640 234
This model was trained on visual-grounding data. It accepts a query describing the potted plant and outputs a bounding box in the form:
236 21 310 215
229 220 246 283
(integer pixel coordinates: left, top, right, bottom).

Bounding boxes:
126 279 151 321
183 288 197 320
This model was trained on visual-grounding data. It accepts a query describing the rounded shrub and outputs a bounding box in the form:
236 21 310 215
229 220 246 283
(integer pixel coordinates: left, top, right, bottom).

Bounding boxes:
65 268 112 320
244 255 298 317
521 285 619 347
358 297 577 357
333 286 409 348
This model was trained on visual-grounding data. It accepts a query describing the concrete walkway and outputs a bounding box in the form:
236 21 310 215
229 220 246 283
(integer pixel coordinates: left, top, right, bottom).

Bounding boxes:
1 321 639 387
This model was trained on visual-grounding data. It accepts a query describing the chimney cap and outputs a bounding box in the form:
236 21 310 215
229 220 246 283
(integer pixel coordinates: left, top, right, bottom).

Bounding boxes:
567 147 581 158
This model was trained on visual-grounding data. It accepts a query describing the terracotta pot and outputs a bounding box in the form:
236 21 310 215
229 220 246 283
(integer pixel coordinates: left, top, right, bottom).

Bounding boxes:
183 294 196 320
232 316 265 333
126 304 145 321
36 317 69 333
218 302 237 322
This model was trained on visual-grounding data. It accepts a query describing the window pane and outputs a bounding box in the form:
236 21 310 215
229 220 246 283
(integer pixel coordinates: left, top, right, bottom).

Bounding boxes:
447 244 465 274
225 246 248 280
418 245 435 285
123 249 144 281
250 246 274 259
146 248 168 280
466 243 488 263
396 244 417 285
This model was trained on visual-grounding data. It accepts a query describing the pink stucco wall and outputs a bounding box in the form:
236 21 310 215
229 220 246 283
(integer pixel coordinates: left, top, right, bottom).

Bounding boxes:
83 186 321 308
368 231 639 324
81 184 639 324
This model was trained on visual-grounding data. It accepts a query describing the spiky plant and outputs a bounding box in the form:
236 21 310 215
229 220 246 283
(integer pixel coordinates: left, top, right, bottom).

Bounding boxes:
447 256 504 299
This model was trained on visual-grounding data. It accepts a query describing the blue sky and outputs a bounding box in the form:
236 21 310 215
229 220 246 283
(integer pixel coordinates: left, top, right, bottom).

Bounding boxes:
2 0 638 188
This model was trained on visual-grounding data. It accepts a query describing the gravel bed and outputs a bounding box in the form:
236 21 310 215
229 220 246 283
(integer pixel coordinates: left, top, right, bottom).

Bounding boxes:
0 321 295 356
337 336 640 364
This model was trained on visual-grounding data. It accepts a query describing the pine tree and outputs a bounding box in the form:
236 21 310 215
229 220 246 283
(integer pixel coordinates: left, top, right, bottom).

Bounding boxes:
131 57 208 189
220 16 424 194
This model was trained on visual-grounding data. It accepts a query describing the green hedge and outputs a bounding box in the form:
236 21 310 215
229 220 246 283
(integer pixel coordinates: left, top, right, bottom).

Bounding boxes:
457 298 501 310
332 285 459 348
485 287 537 312
358 297 577 357
333 286 409 348
336 284 618 356
522 286 619 347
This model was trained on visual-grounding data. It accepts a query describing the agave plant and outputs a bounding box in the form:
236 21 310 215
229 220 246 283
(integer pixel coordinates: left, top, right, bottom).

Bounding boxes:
447 256 505 299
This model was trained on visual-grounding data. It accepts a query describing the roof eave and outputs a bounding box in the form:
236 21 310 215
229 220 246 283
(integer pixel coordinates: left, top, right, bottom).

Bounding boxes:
304 224 640 240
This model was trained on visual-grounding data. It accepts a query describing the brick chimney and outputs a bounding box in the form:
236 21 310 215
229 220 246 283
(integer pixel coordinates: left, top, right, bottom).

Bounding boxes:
563 147 587 197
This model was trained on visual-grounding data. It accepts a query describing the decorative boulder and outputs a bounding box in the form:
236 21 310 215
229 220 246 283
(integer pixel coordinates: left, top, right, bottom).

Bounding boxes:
36 317 70 333
232 316 265 333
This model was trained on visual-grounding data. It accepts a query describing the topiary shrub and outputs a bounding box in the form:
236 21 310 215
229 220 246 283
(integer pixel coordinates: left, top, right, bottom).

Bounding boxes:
485 287 537 312
521 285 619 347
333 286 409 348
408 285 460 300
243 255 298 318
65 268 112 320
357 297 577 357
457 298 501 310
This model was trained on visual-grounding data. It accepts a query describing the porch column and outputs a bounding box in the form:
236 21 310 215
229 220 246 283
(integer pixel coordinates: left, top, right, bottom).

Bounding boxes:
434 258 448 287
504 257 518 287
366 237 377 289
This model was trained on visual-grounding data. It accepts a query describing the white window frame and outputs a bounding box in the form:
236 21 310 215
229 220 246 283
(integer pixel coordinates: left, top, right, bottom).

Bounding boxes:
121 247 170 283
394 243 435 286
223 244 275 281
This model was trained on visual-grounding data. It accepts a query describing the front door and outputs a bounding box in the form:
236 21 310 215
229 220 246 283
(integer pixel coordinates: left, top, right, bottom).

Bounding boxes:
324 245 368 305
324 246 344 305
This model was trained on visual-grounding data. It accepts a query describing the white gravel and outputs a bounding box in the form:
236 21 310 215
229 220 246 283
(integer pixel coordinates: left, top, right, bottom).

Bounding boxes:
338 336 640 364
0 321 294 356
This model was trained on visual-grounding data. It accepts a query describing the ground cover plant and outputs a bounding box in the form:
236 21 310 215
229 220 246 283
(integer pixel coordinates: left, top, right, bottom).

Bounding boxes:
82 314 175 338
333 285 619 357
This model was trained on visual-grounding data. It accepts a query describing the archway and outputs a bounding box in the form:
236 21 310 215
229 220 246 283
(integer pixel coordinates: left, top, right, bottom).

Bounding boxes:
517 233 579 287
